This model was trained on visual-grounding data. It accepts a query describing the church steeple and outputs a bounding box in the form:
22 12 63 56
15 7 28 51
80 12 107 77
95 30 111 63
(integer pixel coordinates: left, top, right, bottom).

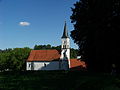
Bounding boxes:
60 21 70 70
61 21 69 38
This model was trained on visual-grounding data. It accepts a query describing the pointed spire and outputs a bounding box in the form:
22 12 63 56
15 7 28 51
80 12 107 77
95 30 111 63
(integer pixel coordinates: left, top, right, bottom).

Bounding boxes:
62 21 69 38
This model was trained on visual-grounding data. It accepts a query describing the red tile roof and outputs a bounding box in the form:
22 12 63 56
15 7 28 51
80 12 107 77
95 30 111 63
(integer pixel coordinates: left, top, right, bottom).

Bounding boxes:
27 50 61 61
70 59 86 70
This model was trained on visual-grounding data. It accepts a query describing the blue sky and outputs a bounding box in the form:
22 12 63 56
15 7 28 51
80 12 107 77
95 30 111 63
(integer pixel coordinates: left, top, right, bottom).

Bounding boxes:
0 0 79 50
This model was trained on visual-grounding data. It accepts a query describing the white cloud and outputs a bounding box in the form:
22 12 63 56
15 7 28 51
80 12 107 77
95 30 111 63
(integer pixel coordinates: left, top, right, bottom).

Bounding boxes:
19 21 30 26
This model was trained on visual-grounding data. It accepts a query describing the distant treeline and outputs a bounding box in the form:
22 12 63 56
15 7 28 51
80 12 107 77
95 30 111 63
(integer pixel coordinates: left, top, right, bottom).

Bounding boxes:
0 44 78 71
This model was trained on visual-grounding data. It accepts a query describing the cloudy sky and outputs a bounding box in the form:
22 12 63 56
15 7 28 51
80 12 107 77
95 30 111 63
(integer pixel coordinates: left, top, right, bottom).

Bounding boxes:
0 0 79 49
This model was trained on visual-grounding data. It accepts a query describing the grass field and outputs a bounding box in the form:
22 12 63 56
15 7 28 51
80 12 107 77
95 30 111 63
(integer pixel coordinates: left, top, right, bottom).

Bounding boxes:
0 71 120 90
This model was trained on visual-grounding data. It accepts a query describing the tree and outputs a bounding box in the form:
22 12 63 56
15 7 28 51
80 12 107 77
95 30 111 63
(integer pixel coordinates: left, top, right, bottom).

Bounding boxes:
70 0 120 72
34 44 52 50
10 47 31 71
0 52 11 71
34 44 61 50
0 47 31 71
70 48 78 59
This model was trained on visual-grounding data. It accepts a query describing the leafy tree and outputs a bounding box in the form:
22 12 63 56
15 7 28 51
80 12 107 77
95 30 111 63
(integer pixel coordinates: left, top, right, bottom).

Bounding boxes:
34 44 52 50
0 52 10 71
34 44 61 50
70 0 120 72
10 47 31 70
0 47 31 71
51 45 61 50
70 48 78 59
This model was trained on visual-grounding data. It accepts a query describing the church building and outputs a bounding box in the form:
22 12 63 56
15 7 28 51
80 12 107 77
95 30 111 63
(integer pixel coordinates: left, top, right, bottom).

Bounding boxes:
26 22 86 70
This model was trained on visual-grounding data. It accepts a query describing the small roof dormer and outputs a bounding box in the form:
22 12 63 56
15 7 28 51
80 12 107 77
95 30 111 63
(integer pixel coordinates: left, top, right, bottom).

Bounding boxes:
61 21 69 38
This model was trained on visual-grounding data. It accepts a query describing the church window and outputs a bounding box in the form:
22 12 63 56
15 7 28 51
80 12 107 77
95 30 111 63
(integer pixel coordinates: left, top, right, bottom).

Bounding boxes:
64 45 66 48
44 63 46 67
63 45 65 48
29 64 31 67
63 45 66 48
64 41 66 44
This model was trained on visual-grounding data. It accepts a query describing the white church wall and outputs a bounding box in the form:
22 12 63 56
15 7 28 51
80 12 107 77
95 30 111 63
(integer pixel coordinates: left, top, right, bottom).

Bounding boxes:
27 61 60 70
26 62 32 70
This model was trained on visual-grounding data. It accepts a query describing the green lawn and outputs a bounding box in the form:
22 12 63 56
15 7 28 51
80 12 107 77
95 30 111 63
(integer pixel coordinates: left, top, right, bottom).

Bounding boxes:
0 71 120 90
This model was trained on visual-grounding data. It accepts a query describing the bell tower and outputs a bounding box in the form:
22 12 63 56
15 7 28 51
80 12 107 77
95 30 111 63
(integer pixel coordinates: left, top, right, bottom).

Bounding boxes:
60 21 70 69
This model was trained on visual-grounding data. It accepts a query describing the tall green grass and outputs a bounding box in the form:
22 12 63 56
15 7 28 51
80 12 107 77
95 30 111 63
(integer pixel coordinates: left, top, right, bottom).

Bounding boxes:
0 71 120 90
